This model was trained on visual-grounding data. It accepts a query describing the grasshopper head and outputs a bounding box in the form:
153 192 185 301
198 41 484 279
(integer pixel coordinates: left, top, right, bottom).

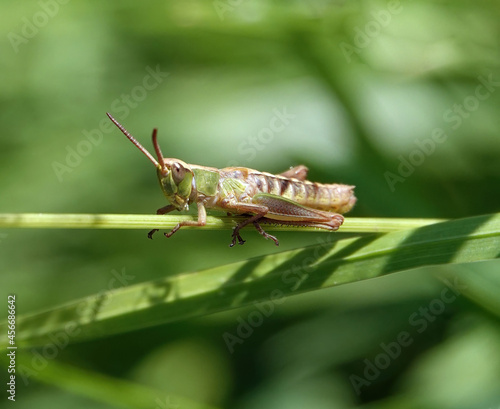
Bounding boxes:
107 113 193 211
156 159 193 211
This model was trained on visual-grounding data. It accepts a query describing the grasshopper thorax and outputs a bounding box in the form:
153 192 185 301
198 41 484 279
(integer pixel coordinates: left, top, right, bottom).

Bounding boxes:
106 113 194 211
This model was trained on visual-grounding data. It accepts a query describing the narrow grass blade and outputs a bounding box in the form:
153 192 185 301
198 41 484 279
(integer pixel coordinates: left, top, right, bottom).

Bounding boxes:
1 213 498 348
0 354 219 409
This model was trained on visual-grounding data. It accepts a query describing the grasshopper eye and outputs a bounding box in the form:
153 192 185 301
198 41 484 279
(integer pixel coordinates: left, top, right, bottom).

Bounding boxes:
171 162 186 184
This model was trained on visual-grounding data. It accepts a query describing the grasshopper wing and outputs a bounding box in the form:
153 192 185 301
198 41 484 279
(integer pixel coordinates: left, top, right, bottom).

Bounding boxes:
252 193 344 230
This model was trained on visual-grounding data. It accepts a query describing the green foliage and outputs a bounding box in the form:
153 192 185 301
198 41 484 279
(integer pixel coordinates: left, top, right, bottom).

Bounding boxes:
1 213 499 349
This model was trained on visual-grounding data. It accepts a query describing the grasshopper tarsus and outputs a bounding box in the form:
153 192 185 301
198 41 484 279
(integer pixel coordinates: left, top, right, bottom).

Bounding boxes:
237 233 246 246
253 221 279 246
229 231 246 247
164 224 180 238
147 228 177 239
147 229 159 239
148 204 175 239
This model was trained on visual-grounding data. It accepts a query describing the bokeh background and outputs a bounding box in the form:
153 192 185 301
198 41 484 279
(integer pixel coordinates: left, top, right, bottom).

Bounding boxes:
1 1 500 408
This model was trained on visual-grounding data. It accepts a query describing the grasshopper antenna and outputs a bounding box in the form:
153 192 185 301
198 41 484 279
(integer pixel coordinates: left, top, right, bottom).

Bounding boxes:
106 112 160 169
151 128 166 168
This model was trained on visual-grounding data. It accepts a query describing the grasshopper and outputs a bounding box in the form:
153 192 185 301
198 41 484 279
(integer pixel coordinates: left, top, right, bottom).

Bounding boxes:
107 113 356 246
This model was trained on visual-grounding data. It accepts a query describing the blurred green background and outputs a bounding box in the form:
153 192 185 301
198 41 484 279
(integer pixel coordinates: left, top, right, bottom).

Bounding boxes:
1 0 500 408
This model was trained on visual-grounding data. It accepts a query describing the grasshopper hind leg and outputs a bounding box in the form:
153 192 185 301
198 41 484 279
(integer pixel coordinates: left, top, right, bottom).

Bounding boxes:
279 165 308 180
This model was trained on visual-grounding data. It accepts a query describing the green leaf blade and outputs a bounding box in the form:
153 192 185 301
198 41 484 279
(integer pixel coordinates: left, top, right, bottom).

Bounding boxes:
2 213 499 348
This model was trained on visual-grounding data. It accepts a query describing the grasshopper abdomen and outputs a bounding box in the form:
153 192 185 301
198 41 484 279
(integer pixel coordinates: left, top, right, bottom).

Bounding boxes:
244 171 356 214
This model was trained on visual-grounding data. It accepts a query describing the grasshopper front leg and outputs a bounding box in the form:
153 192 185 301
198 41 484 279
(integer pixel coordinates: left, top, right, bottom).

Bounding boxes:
148 202 207 239
148 204 176 239
165 201 207 238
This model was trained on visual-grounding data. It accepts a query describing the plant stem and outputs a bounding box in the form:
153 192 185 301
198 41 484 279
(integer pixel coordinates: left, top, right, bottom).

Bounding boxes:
0 213 445 233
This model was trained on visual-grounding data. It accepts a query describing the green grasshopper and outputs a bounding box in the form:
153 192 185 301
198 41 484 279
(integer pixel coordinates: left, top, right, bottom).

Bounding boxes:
107 113 356 246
